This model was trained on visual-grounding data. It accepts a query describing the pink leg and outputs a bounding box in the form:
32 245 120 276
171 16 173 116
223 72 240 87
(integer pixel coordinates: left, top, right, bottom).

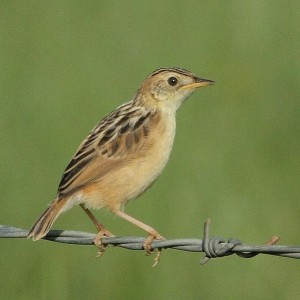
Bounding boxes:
115 210 164 265
80 204 114 256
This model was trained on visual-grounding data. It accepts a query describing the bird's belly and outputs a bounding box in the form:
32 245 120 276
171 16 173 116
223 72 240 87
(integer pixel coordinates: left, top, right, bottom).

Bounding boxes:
83 116 175 211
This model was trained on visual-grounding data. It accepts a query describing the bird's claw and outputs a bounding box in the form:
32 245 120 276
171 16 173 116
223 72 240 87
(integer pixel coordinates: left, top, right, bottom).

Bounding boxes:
143 233 165 266
93 229 114 257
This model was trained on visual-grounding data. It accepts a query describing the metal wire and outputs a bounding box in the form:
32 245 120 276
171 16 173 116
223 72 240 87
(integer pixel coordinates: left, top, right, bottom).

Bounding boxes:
1 220 300 264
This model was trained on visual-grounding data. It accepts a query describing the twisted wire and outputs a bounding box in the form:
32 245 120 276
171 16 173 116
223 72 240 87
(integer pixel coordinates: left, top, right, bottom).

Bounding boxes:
1 220 300 264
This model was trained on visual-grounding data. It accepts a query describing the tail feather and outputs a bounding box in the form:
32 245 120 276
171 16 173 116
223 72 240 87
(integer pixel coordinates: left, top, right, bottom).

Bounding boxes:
27 198 69 240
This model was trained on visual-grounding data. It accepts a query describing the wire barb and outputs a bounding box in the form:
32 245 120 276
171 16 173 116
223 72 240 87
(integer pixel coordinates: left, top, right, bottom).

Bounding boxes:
200 219 243 264
1 221 300 262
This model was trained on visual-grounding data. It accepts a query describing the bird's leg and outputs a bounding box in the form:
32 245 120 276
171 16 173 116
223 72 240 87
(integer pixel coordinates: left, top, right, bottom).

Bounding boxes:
115 210 164 265
80 204 114 256
80 204 112 235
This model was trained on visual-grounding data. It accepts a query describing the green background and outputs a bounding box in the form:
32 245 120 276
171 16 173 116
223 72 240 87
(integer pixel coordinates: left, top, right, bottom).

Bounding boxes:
1 1 299 299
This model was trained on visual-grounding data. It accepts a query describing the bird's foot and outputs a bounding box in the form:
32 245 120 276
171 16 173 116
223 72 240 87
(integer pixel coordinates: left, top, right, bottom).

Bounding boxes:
93 228 114 257
143 232 165 267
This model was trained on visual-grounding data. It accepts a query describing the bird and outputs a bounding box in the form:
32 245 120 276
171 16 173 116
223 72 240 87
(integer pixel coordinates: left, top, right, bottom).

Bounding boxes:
28 67 215 256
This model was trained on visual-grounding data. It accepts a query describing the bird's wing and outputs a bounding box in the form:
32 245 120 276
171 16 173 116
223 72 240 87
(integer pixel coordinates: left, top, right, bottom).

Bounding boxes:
57 103 154 198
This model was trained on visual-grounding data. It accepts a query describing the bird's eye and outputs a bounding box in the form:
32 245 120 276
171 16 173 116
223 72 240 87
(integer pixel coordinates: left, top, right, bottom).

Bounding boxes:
167 77 178 86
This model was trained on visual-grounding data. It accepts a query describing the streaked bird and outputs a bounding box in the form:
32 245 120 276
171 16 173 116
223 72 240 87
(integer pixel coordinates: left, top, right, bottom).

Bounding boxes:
28 67 214 258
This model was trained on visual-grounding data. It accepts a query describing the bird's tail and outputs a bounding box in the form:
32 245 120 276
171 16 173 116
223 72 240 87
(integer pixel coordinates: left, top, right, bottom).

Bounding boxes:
27 198 70 241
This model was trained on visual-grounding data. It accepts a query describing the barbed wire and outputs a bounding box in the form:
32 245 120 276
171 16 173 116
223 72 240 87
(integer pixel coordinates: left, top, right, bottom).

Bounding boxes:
1 219 300 264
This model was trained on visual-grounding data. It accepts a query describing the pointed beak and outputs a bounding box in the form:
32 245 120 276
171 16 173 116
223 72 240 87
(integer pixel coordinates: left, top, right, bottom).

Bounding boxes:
180 78 215 90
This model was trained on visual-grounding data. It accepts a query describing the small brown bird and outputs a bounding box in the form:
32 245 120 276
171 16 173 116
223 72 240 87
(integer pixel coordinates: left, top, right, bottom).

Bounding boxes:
28 67 214 254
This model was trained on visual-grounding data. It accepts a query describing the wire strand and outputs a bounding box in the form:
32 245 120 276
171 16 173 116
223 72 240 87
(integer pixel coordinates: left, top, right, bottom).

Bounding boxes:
1 220 300 264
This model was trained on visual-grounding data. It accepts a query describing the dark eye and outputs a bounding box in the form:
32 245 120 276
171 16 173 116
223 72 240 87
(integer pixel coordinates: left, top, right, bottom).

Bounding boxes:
168 77 178 86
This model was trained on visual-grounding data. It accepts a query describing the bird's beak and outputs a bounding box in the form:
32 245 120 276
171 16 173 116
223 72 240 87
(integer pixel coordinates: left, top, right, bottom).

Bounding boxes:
180 78 215 90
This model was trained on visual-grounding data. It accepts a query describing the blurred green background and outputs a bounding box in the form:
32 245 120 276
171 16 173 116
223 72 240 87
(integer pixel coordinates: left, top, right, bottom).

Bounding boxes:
1 1 299 299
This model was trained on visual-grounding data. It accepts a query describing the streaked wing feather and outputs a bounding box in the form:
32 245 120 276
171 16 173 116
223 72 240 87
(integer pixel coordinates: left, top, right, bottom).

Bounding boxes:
57 104 153 198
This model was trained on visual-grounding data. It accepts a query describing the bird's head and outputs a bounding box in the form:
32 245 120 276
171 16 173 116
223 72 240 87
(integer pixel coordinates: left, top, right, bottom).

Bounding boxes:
138 67 215 113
